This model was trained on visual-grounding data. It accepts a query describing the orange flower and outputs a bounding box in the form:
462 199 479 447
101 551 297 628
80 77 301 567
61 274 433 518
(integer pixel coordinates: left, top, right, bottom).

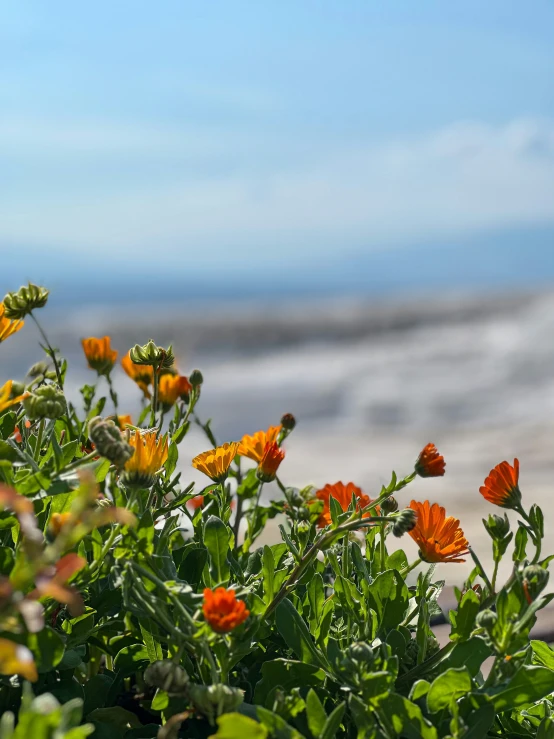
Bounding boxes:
311 481 373 528
122 351 154 397
115 414 133 428
0 381 28 415
192 442 239 483
257 442 285 482
0 304 24 344
158 374 192 409
408 500 469 563
0 638 37 682
189 495 206 510
479 459 521 509
123 430 169 488
31 553 87 616
415 443 445 478
202 587 249 633
81 336 118 375
49 512 73 536
238 425 282 463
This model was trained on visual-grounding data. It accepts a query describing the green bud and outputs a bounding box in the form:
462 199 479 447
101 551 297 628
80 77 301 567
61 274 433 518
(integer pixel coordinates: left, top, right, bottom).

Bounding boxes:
280 413 296 431
346 641 374 664
381 496 399 514
189 369 203 387
3 284 49 319
296 520 311 548
27 361 49 378
392 508 417 537
88 417 133 468
23 385 66 420
476 609 498 631
523 564 549 600
484 513 511 540
130 340 174 369
188 683 243 725
10 382 25 398
144 660 189 695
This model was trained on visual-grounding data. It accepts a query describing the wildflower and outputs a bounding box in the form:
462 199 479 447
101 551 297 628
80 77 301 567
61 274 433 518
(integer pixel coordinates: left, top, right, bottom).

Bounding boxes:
49 512 73 536
192 442 239 483
23 385 66 420
479 459 522 509
81 336 118 376
189 495 205 510
0 639 37 682
158 374 192 410
3 283 49 320
415 443 445 478
257 441 285 482
122 351 154 397
122 430 169 488
130 340 174 369
0 304 24 344
408 500 469 563
202 587 249 633
0 380 27 415
311 481 373 528
238 425 281 463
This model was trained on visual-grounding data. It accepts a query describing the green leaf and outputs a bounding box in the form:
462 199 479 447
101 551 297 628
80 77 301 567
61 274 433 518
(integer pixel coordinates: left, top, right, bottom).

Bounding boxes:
113 644 149 676
427 667 472 713
209 713 268 739
95 458 111 483
204 515 231 585
366 569 409 633
83 673 113 715
460 704 495 739
275 598 328 669
165 441 178 476
513 524 528 561
256 707 304 739
88 707 141 730
449 589 480 641
488 665 554 713
306 689 327 737
253 660 325 706
262 545 275 604
0 547 14 576
139 619 163 662
29 627 65 672
320 702 345 739
377 693 437 739
531 640 554 669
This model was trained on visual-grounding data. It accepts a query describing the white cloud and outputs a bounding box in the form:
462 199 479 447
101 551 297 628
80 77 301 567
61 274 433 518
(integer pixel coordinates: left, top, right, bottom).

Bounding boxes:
1 117 553 262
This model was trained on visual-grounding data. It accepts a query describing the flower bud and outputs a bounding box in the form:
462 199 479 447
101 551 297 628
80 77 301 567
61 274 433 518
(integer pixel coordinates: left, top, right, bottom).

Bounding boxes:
476 609 498 631
280 413 296 431
346 641 374 664
392 508 417 537
23 385 67 420
144 660 189 695
296 520 311 548
189 369 203 387
523 564 549 602
10 381 25 398
3 284 49 320
130 340 174 369
381 496 398 515
27 361 49 378
88 417 134 468
483 513 511 540
188 683 243 725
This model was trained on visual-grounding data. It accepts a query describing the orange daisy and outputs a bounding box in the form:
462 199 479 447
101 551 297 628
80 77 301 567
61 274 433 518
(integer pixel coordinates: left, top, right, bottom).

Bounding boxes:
257 441 285 482
158 374 192 409
81 336 118 376
192 442 239 483
415 443 445 478
238 425 282 463
479 459 521 509
203 587 249 633
311 481 373 528
121 351 154 397
408 500 469 563
123 430 169 488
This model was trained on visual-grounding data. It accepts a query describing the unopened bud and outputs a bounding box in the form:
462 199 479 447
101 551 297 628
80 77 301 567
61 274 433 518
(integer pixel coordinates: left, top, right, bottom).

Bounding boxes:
476 609 498 631
3 284 49 320
188 683 243 725
189 369 203 387
484 513 511 540
280 413 296 431
346 641 374 664
392 508 417 537
381 496 399 515
27 361 49 378
130 340 174 369
88 417 133 468
523 564 549 602
24 385 67 420
10 381 25 398
144 660 189 695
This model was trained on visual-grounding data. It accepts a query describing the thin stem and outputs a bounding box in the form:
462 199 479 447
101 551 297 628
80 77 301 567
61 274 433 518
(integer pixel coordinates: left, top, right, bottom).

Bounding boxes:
60 450 100 475
379 521 386 572
30 312 62 385
401 558 422 577
491 558 500 593
34 419 45 463
469 546 493 592
150 366 159 428
106 374 118 416
233 496 243 547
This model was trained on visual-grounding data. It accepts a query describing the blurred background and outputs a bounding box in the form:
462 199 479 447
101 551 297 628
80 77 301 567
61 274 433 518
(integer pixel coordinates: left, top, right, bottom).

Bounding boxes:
2 1 554 580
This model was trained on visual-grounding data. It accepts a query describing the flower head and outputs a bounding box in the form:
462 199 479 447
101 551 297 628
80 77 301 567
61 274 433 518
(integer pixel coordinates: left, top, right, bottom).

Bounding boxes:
311 481 373 528
415 443 445 478
192 442 239 483
122 430 169 488
158 373 192 410
238 425 281 463
0 639 37 682
202 587 249 633
122 351 154 397
479 459 521 509
3 283 49 320
49 512 73 536
81 336 118 376
0 380 27 415
257 442 285 483
408 500 469 563
0 304 24 344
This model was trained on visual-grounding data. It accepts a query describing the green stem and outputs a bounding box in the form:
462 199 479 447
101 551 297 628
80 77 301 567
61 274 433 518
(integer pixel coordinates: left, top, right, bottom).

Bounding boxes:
59 450 100 475
150 366 160 427
30 312 62 386
34 419 45 463
401 558 422 577
379 521 386 572
491 558 500 593
106 374 118 416
397 642 455 686
469 546 493 591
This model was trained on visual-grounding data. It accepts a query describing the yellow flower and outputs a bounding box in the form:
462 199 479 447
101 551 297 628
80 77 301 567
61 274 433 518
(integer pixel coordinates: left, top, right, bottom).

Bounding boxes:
192 442 239 483
81 336 118 375
122 351 154 397
0 304 24 344
122 430 169 488
158 374 192 410
0 638 37 682
0 381 27 415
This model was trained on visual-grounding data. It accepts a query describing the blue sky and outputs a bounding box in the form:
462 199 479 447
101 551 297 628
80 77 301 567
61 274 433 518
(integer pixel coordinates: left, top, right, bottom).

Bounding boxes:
1 1 554 286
